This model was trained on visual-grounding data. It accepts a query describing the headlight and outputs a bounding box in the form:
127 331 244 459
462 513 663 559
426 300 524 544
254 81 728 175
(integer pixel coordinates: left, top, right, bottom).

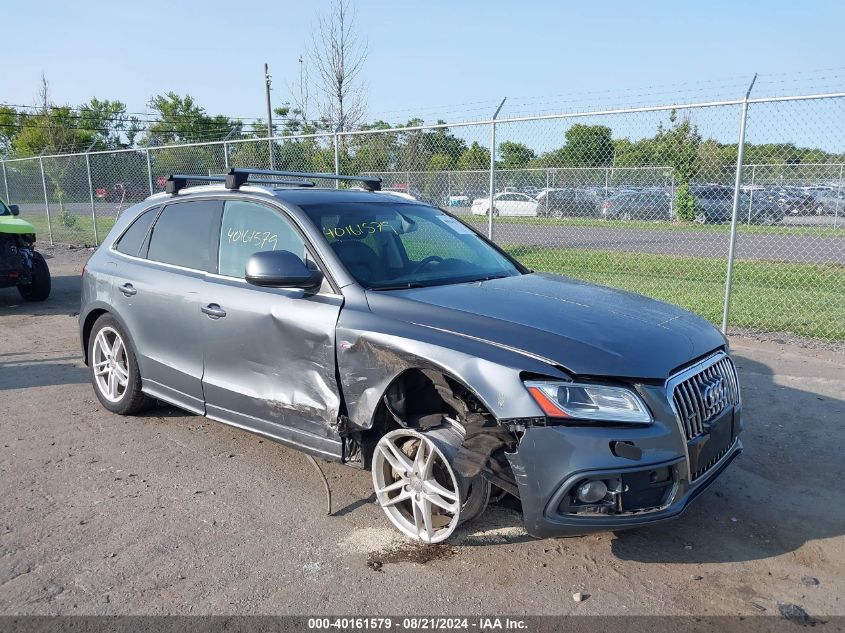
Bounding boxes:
524 380 652 424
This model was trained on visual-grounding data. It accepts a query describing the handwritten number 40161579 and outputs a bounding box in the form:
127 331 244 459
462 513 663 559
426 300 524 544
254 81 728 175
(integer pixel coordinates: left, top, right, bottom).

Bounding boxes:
227 228 278 250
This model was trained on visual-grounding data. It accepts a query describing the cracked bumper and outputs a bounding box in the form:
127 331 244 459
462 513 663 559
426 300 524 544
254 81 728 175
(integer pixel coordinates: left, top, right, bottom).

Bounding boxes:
505 411 742 539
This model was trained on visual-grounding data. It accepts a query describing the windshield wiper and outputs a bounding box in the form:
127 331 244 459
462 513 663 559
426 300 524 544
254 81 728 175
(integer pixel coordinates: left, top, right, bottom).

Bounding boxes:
369 282 426 291
468 273 511 283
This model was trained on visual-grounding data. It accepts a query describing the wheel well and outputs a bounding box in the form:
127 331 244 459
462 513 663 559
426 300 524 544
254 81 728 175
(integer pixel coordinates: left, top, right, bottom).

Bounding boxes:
81 309 108 365
354 369 516 491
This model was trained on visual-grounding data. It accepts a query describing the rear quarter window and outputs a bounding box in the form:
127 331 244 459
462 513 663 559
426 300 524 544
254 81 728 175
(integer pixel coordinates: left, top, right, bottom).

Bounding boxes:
114 207 158 257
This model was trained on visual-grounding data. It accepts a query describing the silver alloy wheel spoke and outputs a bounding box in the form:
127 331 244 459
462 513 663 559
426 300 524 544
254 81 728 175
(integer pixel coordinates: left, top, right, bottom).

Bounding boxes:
379 440 413 474
423 490 458 513
372 429 462 544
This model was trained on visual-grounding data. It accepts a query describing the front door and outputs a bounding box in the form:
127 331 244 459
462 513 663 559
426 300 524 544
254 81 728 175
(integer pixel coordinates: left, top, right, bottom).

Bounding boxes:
201 199 343 459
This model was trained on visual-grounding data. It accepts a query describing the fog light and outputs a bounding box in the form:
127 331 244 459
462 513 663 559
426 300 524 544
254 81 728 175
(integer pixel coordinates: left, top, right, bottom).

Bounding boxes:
576 480 608 503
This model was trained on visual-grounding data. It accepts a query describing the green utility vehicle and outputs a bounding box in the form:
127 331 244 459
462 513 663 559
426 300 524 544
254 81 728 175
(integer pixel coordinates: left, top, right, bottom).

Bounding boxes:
0 200 51 301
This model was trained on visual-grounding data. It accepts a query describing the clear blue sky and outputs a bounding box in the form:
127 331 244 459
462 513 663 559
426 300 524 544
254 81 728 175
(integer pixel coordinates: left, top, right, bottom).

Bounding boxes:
3 0 844 129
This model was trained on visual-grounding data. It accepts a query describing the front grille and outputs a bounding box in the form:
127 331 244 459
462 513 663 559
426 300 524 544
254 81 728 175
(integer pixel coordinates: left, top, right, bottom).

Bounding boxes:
671 355 740 441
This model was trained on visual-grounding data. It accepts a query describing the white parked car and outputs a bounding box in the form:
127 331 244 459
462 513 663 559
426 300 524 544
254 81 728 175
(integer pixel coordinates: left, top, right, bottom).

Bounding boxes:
471 192 539 217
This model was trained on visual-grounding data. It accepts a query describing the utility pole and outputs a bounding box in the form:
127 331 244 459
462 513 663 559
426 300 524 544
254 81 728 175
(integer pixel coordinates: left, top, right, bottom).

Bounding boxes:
265 63 275 169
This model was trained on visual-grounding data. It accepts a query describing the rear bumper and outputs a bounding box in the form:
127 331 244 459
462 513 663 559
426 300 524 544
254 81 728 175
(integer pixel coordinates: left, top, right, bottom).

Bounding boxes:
506 421 742 539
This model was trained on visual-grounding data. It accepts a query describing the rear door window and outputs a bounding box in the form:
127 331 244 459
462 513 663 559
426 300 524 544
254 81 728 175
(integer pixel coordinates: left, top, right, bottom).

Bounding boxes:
146 199 221 272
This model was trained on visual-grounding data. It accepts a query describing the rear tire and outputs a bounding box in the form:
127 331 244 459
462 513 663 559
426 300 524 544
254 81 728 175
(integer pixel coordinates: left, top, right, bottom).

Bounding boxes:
18 252 51 302
88 314 153 415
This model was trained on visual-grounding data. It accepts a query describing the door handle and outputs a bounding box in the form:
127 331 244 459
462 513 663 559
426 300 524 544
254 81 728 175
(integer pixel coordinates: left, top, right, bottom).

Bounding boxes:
119 283 137 297
201 303 227 319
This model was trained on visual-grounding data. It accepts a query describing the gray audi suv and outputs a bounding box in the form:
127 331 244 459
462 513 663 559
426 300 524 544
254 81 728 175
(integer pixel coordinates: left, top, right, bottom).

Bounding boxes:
79 168 742 543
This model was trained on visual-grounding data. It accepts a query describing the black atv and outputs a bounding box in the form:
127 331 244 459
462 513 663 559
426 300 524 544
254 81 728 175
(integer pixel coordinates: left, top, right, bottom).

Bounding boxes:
0 200 51 301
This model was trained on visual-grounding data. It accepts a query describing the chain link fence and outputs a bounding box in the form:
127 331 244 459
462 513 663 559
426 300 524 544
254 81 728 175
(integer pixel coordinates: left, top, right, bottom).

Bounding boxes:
2 92 843 350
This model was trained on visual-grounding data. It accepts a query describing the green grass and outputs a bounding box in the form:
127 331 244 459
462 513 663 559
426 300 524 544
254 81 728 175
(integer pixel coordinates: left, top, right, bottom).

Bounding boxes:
505 245 845 342
465 215 844 237
24 214 115 247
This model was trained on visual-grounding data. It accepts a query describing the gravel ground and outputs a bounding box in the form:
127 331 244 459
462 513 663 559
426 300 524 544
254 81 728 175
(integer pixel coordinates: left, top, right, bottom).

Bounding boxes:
0 245 843 617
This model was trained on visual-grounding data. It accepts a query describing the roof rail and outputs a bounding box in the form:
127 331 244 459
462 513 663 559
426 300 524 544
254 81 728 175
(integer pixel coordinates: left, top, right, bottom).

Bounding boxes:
164 173 316 194
225 168 381 191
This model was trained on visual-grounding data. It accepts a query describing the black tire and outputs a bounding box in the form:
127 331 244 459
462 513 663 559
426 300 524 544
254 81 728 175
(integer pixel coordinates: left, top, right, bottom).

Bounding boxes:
88 313 153 415
458 473 491 525
18 251 51 301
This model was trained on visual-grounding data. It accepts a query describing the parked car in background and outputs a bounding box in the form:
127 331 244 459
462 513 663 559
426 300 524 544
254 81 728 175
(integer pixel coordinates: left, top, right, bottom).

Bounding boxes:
471 192 539 216
688 185 785 225
768 186 823 215
447 194 469 207
810 187 845 215
602 189 672 221
108 182 149 203
536 188 600 218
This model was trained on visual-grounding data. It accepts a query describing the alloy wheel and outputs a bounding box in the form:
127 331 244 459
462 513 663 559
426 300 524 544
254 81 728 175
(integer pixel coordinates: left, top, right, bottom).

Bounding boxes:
92 326 129 403
372 429 461 543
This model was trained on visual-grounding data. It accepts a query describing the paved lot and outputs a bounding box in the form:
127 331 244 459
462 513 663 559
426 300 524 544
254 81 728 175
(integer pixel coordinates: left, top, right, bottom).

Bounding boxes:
0 246 843 616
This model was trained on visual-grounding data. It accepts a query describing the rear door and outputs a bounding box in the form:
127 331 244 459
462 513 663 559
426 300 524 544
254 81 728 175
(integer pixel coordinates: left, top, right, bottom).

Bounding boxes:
200 199 343 459
115 198 221 413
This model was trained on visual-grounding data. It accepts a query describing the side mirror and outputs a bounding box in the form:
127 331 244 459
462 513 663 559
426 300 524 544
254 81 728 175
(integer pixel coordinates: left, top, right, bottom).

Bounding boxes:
245 250 324 292
9 204 19 216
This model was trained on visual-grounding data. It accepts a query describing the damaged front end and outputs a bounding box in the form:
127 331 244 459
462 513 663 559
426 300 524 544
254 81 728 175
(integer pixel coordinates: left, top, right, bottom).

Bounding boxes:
505 355 743 538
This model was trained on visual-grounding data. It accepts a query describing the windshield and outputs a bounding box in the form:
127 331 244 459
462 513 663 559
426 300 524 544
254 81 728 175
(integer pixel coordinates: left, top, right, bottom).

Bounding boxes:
300 202 522 289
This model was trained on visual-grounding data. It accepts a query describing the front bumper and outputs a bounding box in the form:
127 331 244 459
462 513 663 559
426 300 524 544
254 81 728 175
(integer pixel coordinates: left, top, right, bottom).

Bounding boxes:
506 403 742 539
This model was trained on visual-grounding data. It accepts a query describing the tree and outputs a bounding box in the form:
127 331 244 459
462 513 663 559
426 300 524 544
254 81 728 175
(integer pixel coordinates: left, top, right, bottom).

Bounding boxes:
498 141 535 168
0 106 19 154
145 92 241 145
655 110 702 221
311 0 367 131
562 124 613 167
655 110 701 183
457 142 490 170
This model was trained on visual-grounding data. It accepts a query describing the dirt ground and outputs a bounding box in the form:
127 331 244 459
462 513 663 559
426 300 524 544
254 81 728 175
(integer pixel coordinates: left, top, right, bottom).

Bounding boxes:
0 245 843 617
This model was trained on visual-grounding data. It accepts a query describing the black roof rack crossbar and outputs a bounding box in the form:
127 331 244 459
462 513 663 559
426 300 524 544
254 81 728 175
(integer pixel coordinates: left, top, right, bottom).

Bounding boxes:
226 168 381 191
165 174 225 194
165 174 316 194
249 179 316 187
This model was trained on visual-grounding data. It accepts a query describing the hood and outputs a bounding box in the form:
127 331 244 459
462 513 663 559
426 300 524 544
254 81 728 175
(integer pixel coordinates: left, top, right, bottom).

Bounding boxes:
365 273 725 380
0 216 36 235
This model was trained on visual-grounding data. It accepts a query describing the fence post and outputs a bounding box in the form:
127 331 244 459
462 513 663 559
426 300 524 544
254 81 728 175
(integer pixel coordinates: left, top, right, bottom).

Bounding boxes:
333 129 341 189
488 97 506 240
746 165 756 224
670 172 675 219
224 141 230 170
835 163 843 229
39 157 53 245
146 149 154 195
721 74 757 335
1 160 9 203
86 154 99 246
